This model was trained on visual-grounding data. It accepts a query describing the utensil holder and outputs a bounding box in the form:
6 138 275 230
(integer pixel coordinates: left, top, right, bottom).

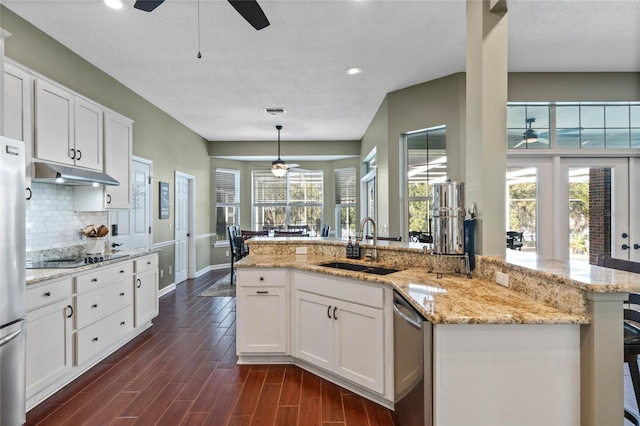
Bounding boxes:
85 237 106 255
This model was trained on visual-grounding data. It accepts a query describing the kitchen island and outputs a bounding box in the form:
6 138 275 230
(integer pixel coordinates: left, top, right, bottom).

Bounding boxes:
236 237 640 426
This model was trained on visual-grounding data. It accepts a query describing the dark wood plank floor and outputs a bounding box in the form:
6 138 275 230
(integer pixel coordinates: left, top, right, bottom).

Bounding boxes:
26 269 397 426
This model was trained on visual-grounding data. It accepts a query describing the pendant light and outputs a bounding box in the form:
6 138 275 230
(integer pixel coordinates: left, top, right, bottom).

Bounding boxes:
271 125 288 177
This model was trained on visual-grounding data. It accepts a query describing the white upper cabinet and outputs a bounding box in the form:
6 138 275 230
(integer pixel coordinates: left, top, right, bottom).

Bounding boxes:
34 79 75 166
73 96 103 171
104 111 132 209
35 79 105 172
3 61 35 197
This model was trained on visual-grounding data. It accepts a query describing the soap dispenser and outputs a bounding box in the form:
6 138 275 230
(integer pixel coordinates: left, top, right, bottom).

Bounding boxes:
352 240 361 259
346 237 353 258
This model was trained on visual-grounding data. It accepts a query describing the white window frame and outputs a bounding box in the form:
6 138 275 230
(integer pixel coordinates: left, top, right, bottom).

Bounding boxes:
215 168 240 244
335 167 357 239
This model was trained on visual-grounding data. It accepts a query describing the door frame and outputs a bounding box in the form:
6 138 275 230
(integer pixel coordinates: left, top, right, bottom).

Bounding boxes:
508 155 632 262
174 170 196 281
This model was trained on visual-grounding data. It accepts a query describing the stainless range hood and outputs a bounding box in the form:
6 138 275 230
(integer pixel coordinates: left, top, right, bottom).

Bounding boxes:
32 161 119 186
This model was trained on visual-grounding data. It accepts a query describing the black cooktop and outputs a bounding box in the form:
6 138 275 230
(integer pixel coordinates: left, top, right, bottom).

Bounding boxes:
27 253 129 269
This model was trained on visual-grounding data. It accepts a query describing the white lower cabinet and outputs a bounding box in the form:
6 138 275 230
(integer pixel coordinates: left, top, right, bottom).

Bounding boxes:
236 269 288 354
294 278 385 394
75 305 133 365
26 281 73 401
25 253 159 411
133 254 159 327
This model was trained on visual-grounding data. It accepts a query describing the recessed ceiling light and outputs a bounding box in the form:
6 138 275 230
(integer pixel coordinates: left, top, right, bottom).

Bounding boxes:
103 0 127 10
345 67 363 75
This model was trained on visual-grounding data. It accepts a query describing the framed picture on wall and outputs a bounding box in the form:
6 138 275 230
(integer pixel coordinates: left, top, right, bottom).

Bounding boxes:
159 181 170 219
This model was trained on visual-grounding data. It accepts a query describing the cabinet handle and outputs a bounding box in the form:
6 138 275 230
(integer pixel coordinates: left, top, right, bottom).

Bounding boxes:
43 291 51 297
635 244 640 250
333 306 338 320
327 305 332 319
256 290 269 294
76 149 82 160
92 337 99 342
66 305 74 318
147 261 151 265
259 277 264 281
70 148 76 160
119 292 125 296
623 244 630 250
120 270 125 274
91 304 98 309
106 194 112 204
26 187 32 201
91 278 98 282
137 278 142 288
120 321 126 326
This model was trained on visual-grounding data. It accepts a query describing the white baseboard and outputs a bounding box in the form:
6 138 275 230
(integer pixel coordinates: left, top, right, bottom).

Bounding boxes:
195 263 228 278
159 283 176 298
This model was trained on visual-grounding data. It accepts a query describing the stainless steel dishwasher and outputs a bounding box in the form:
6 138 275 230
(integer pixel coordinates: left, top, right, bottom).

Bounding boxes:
393 290 432 426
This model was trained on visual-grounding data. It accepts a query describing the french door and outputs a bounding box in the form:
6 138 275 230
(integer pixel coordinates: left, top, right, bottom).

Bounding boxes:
508 157 639 263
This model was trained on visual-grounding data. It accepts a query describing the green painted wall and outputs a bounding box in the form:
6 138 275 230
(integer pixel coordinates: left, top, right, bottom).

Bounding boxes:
1 7 210 291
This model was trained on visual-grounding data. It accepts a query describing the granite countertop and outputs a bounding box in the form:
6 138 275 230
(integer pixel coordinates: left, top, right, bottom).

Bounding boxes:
236 254 587 325
26 249 158 285
493 250 640 293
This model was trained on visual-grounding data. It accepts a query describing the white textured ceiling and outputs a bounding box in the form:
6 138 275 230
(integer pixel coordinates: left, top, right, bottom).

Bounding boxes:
2 0 639 144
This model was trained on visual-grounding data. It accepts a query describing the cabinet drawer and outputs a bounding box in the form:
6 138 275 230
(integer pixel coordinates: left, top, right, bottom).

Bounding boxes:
75 279 132 330
75 262 133 293
237 269 287 287
294 271 384 309
75 305 133 365
134 255 158 274
27 278 72 312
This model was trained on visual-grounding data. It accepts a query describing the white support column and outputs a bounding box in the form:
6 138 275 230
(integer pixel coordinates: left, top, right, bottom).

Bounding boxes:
464 0 508 255
581 291 627 426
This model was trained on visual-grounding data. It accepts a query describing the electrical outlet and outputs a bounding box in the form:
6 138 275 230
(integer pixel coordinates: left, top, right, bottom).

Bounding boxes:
226 250 230 257
295 246 308 255
160 269 164 278
496 271 509 287
169 266 173 275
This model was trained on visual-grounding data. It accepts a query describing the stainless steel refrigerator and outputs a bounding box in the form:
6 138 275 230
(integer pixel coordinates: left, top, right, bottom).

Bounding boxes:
0 136 26 426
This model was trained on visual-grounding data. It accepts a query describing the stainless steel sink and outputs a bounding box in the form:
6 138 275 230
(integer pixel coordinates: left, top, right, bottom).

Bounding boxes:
319 261 400 275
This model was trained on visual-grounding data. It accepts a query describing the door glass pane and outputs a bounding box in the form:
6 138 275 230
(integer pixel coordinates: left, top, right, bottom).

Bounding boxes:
569 167 612 263
506 167 537 252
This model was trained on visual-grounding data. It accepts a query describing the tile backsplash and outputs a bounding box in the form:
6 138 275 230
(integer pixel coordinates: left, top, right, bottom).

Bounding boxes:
26 183 108 253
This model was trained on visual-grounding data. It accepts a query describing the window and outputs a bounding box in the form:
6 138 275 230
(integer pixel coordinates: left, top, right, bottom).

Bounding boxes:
405 126 447 240
252 170 324 235
508 102 640 150
335 167 356 238
215 169 240 242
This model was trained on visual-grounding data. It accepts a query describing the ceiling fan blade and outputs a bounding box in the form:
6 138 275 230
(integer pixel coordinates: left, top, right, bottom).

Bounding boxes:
133 0 165 12
287 163 300 169
227 0 270 30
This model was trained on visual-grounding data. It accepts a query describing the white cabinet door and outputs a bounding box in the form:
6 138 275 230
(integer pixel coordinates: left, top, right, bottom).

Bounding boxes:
3 63 34 198
34 79 74 166
333 300 384 394
104 111 132 209
237 286 287 354
294 290 334 371
26 300 73 399
134 269 158 327
74 97 103 171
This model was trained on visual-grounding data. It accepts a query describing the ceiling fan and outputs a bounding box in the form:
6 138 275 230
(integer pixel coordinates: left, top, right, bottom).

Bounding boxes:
270 125 299 177
133 0 270 30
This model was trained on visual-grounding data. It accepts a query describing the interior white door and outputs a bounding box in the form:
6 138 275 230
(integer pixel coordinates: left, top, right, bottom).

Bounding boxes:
129 158 151 250
630 158 640 262
175 174 189 283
